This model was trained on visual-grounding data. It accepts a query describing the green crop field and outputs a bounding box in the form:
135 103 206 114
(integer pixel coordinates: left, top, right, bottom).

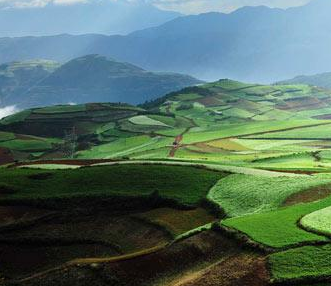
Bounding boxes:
0 137 60 152
221 191 331 248
209 173 331 217
128 115 170 127
301 206 331 236
3 79 331 284
33 104 87 114
0 164 224 205
0 131 15 142
269 244 331 282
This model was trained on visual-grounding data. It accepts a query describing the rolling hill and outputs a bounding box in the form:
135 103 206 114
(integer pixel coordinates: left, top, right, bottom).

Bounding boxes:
0 60 60 107
278 72 331 89
0 0 330 82
0 55 201 109
3 78 331 170
3 79 331 286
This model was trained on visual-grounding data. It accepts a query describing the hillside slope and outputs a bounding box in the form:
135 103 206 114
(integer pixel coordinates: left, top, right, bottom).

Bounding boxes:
278 72 331 89
0 60 60 107
0 55 201 109
3 79 331 171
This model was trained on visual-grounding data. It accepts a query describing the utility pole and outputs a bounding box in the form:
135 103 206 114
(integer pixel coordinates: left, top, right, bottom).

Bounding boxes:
63 126 77 159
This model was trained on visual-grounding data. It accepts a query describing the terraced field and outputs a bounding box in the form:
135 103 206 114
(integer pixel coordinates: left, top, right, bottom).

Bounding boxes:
3 79 331 285
0 163 226 282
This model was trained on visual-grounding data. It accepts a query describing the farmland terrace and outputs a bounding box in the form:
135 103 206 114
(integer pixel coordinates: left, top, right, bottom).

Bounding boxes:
2 79 331 285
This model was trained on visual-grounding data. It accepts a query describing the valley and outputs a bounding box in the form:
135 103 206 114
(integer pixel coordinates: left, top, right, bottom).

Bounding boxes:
1 0 331 285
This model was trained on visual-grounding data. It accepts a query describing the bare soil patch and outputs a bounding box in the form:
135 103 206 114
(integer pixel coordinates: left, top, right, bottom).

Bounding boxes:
0 147 14 165
0 206 51 226
171 253 269 286
13 159 117 167
284 183 331 206
0 243 118 279
15 231 240 286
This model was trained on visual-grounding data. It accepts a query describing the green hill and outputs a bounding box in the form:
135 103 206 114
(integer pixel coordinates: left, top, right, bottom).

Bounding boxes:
3 78 331 169
0 102 193 162
4 78 331 285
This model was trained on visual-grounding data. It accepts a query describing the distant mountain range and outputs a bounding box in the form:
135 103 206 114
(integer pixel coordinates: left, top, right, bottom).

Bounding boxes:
0 0 329 83
0 2 181 37
0 55 201 109
278 72 331 89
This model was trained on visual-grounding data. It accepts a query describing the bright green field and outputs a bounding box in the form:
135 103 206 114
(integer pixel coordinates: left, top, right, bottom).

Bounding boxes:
221 194 331 248
181 120 322 144
128 115 170 127
77 135 173 159
249 123 331 139
300 206 331 237
209 173 331 217
0 138 60 151
269 244 331 282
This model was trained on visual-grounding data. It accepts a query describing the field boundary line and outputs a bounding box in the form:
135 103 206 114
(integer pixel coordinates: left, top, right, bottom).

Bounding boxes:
16 242 170 283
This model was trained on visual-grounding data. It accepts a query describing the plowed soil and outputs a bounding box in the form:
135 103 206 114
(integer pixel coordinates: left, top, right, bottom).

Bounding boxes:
284 183 331 206
170 254 269 286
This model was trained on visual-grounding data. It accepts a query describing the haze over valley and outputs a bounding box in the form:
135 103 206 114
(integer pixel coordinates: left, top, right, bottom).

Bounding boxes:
2 1 331 286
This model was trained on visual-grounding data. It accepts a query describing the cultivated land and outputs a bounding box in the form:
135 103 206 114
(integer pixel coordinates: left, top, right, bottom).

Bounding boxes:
3 79 331 285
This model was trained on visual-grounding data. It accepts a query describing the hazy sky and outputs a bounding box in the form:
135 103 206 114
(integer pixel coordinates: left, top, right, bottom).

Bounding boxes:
0 0 312 14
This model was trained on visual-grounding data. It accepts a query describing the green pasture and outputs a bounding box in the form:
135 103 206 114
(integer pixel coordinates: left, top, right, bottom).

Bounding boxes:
0 164 224 205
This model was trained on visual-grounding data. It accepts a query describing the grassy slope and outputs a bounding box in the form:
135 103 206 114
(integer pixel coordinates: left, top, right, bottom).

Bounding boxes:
300 206 331 236
221 195 331 248
210 174 331 217
181 120 322 144
269 244 331 282
0 164 224 205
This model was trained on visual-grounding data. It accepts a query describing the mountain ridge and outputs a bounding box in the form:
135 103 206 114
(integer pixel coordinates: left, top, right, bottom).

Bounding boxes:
0 1 181 37
0 54 202 109
0 0 328 83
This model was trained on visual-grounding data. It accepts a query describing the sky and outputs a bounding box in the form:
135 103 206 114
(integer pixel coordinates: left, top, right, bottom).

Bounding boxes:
0 106 18 119
0 0 312 14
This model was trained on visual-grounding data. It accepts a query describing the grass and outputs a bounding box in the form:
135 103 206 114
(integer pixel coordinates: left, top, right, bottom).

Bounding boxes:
77 136 173 159
249 123 331 139
0 109 31 125
0 138 59 152
181 120 321 144
19 164 81 169
207 139 249 151
0 131 15 142
301 206 331 237
222 108 255 119
209 173 331 217
251 152 321 170
129 115 170 128
269 244 331 282
0 164 224 205
221 194 331 248
234 139 316 151
33 104 87 114
175 93 202 101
